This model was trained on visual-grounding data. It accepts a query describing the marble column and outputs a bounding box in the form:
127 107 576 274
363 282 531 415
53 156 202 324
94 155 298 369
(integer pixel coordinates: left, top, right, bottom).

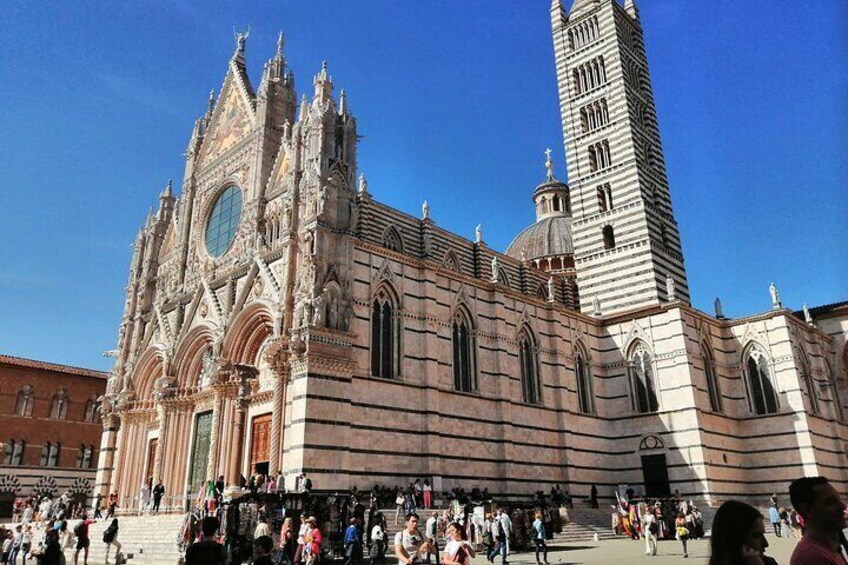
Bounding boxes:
152 403 169 485
94 413 121 502
206 389 223 484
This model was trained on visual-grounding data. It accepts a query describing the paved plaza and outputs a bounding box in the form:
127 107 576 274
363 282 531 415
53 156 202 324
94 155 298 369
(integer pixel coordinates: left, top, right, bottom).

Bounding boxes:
475 534 797 565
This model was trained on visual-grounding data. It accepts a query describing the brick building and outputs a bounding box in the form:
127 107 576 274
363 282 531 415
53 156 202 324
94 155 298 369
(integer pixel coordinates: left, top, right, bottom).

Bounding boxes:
0 354 107 517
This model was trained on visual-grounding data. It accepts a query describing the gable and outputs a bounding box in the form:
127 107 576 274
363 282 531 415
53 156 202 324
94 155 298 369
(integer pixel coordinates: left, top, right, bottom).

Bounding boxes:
198 75 255 167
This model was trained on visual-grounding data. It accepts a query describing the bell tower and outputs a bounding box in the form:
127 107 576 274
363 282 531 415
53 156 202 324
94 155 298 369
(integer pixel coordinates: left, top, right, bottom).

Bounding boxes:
551 0 689 315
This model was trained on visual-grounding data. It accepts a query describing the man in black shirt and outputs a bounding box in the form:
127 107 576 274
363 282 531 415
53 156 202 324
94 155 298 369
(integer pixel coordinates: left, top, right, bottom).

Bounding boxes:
152 481 165 514
185 517 226 565
253 536 274 565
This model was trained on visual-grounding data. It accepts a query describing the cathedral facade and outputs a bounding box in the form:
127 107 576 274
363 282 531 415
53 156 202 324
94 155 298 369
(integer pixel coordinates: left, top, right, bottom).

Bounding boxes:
96 0 848 511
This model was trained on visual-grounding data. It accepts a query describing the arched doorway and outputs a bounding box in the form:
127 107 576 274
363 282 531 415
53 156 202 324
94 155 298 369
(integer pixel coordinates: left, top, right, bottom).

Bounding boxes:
639 435 670 497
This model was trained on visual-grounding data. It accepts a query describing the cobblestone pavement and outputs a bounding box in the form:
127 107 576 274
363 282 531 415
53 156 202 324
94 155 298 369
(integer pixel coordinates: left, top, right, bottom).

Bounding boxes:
472 534 797 564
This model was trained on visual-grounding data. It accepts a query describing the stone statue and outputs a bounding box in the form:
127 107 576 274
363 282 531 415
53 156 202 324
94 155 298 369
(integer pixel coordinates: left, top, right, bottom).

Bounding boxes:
769 282 781 309
358 173 368 194
422 200 430 220
475 224 483 244
491 256 500 282
302 297 314 328
318 185 328 214
311 294 325 326
714 297 725 319
547 277 555 302
200 349 216 386
666 274 676 301
520 248 527 263
544 147 554 179
327 290 340 330
592 296 601 316
803 303 813 325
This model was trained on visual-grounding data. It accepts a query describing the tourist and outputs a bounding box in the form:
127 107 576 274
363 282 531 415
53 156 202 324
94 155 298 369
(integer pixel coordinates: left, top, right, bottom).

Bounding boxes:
442 522 475 565
138 480 151 516
92 494 102 520
214 475 225 507
73 513 95 565
370 513 386 565
424 512 438 565
642 504 658 556
102 518 122 565
788 509 803 540
493 509 509 565
185 516 225 565
675 512 690 558
21 504 33 527
105 492 118 519
276 472 285 493
769 504 782 537
7 526 22 565
303 517 322 565
152 481 165 514
253 536 275 565
20 525 32 563
789 476 847 565
531 511 548 565
254 514 273 539
394 513 430 565
422 480 432 510
31 529 62 565
293 514 309 565
395 490 405 525
343 518 362 565
709 500 777 565
280 517 294 562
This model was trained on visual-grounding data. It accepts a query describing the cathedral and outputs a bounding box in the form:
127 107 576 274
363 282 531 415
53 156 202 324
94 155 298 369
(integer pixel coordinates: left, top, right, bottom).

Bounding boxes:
96 0 848 511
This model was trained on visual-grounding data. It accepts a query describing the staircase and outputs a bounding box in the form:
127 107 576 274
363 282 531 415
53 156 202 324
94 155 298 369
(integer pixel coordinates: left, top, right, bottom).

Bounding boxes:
62 514 185 565
557 507 618 542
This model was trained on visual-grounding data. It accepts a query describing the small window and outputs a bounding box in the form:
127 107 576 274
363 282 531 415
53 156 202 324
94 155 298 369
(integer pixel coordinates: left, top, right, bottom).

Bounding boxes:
519 327 542 405
702 343 723 413
371 286 400 378
602 225 615 249
15 385 34 417
452 307 478 393
597 184 612 212
575 347 595 414
84 395 100 423
50 388 69 420
629 342 659 413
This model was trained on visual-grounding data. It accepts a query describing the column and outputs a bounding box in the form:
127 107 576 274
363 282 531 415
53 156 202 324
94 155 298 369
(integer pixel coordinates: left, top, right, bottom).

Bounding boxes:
94 414 121 502
226 365 258 494
206 390 223 484
268 376 285 476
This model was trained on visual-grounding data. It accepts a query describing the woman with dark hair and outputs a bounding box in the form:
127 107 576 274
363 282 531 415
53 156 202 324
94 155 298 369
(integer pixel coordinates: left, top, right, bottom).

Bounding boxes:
442 522 475 565
709 500 779 565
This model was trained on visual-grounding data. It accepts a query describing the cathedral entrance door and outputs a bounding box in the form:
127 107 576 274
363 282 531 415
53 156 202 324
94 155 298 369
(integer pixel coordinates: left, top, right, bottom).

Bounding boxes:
145 438 158 482
250 413 272 476
188 411 213 493
641 453 671 497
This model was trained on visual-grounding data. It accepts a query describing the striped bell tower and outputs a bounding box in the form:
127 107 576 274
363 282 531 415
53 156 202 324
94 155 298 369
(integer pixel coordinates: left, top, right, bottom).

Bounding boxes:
551 0 689 315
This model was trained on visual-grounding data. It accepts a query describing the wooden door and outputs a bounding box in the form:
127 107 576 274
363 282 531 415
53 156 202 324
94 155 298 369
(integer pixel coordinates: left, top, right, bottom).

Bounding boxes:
188 411 213 491
145 438 158 483
250 414 272 474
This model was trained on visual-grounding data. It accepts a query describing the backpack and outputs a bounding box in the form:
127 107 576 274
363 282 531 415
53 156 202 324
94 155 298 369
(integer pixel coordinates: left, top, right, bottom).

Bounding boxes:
304 478 312 491
103 526 116 543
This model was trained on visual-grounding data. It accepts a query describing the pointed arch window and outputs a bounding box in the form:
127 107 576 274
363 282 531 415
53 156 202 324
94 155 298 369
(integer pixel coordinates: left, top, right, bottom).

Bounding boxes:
826 360 844 422
49 388 69 420
575 345 595 414
702 343 723 413
519 327 542 405
382 226 404 254
4 440 25 466
84 395 100 423
629 342 658 413
799 353 819 416
15 385 34 417
371 287 400 378
41 442 60 467
77 444 95 469
452 307 478 393
744 346 779 415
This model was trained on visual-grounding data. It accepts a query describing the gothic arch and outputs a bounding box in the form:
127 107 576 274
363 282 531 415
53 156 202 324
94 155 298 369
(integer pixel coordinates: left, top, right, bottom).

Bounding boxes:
173 324 217 389
574 340 595 414
371 281 402 378
223 302 275 366
497 267 510 288
628 339 659 413
518 324 542 405
132 346 168 400
442 250 461 273
381 225 404 254
742 342 779 415
451 303 478 393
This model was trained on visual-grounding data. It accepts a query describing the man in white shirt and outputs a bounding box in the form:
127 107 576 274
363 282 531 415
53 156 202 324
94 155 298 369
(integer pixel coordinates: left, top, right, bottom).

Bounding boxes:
497 509 511 565
394 513 432 565
642 510 658 556
424 512 438 565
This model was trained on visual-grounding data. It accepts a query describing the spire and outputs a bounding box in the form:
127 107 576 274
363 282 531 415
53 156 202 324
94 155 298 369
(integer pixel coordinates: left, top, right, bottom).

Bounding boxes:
233 27 250 63
276 31 284 59
544 148 556 181
146 207 155 228
161 179 173 199
624 0 639 19
339 89 347 115
206 89 215 119
299 94 309 121
313 60 333 103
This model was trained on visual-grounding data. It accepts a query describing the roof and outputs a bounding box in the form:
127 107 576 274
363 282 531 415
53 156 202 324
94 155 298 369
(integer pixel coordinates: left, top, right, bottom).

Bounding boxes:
505 215 574 260
0 354 109 380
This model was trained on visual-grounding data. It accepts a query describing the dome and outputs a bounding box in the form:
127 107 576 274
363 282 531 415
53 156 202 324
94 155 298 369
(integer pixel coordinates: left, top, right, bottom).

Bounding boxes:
505 215 574 261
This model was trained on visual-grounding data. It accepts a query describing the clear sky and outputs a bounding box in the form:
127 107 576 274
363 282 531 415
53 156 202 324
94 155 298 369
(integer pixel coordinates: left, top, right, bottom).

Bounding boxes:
1 1 846 371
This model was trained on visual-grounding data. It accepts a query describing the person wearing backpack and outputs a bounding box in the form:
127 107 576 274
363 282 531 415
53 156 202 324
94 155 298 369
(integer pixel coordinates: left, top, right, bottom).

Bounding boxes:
102 519 121 564
73 514 94 565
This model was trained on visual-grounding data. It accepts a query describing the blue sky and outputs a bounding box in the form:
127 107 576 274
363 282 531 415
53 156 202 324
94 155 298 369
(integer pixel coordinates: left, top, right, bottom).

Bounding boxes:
1 1 846 371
